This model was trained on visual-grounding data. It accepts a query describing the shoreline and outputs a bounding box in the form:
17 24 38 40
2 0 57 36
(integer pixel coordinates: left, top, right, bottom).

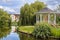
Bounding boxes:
17 30 60 39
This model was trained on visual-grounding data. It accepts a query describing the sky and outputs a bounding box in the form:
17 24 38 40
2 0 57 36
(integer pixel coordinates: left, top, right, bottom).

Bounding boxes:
0 0 60 14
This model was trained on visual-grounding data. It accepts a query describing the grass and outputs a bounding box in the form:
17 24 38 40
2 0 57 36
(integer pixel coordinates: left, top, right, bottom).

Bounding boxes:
18 26 34 34
18 25 60 37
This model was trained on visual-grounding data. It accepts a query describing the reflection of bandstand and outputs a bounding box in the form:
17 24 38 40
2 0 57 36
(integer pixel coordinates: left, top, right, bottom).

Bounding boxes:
35 7 60 25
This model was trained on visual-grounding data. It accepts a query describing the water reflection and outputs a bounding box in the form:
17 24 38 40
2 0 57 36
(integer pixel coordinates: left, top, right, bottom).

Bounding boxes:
0 32 20 40
0 26 20 40
18 32 59 40
0 26 59 40
0 27 10 38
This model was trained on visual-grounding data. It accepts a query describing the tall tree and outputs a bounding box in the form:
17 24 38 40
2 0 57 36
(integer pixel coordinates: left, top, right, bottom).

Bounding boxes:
19 1 45 26
31 1 45 11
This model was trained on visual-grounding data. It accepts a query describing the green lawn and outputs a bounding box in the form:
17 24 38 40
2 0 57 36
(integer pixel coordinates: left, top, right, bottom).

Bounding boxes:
18 26 34 34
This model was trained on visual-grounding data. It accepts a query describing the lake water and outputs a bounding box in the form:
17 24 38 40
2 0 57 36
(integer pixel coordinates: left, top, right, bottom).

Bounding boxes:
19 32 59 40
0 26 20 40
0 26 59 40
0 32 20 40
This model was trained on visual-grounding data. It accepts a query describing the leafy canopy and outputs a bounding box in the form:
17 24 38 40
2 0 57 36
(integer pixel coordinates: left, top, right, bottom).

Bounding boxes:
19 1 45 26
0 9 11 27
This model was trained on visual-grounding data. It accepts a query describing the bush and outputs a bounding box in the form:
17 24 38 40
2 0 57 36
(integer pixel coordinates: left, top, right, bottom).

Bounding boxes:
0 9 11 28
50 27 60 37
32 22 52 38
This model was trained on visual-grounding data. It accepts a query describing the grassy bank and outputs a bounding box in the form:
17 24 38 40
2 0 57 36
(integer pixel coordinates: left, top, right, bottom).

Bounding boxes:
18 26 34 34
17 25 60 38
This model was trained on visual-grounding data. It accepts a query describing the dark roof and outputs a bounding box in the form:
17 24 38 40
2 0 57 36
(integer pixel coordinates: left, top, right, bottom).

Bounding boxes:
35 7 60 14
38 7 53 12
13 14 20 16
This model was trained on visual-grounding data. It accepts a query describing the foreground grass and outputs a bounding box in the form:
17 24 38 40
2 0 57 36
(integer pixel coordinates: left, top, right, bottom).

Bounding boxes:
18 26 34 34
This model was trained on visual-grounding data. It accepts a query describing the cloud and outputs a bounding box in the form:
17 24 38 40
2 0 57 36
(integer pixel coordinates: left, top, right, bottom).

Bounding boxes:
0 0 37 14
4 7 16 12
0 6 16 13
20 0 36 5
40 0 60 10
46 0 58 5
1 0 12 3
0 6 4 9
0 0 60 14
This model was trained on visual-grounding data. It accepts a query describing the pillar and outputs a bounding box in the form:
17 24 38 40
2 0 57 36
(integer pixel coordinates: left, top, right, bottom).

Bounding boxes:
36 14 39 23
48 14 50 23
40 14 42 22
54 14 56 25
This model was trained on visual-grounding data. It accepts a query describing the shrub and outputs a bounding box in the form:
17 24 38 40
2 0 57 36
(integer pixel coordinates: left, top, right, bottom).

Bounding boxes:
50 27 60 37
32 22 52 38
0 9 11 28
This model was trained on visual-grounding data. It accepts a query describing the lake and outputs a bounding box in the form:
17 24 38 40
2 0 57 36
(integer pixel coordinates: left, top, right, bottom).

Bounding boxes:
0 26 20 40
0 26 59 40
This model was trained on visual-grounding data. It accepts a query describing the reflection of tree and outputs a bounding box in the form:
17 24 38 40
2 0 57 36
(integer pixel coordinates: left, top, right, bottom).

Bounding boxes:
18 32 42 40
18 32 57 40
0 27 11 38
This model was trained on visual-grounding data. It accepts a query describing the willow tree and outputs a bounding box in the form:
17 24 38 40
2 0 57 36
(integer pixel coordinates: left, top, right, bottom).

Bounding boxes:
19 1 45 26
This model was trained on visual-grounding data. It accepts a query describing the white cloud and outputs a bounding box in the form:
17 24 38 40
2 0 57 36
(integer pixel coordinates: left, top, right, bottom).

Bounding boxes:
2 0 11 3
4 7 16 12
0 6 16 13
0 6 4 9
20 0 36 5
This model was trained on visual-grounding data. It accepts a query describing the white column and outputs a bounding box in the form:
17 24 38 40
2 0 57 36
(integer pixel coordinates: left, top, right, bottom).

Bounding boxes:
40 14 42 22
54 14 56 25
36 14 39 23
48 14 50 23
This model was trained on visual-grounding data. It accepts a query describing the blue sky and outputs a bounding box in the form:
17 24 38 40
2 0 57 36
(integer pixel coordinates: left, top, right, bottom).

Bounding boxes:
0 0 60 14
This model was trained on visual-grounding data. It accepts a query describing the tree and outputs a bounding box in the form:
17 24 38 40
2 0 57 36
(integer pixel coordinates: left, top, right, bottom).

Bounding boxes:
55 5 60 25
19 1 45 26
0 9 11 27
31 1 45 11
55 5 60 12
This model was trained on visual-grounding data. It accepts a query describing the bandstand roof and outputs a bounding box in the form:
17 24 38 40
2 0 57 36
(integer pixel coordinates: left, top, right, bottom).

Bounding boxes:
35 7 60 14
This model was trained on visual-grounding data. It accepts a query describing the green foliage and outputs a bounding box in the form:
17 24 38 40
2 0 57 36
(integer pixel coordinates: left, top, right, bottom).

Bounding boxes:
11 22 18 26
19 1 45 26
56 15 60 25
31 1 45 11
32 23 52 38
0 9 11 27
55 5 60 25
0 9 11 38
50 14 54 21
32 22 60 38
50 27 60 37
0 27 10 38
